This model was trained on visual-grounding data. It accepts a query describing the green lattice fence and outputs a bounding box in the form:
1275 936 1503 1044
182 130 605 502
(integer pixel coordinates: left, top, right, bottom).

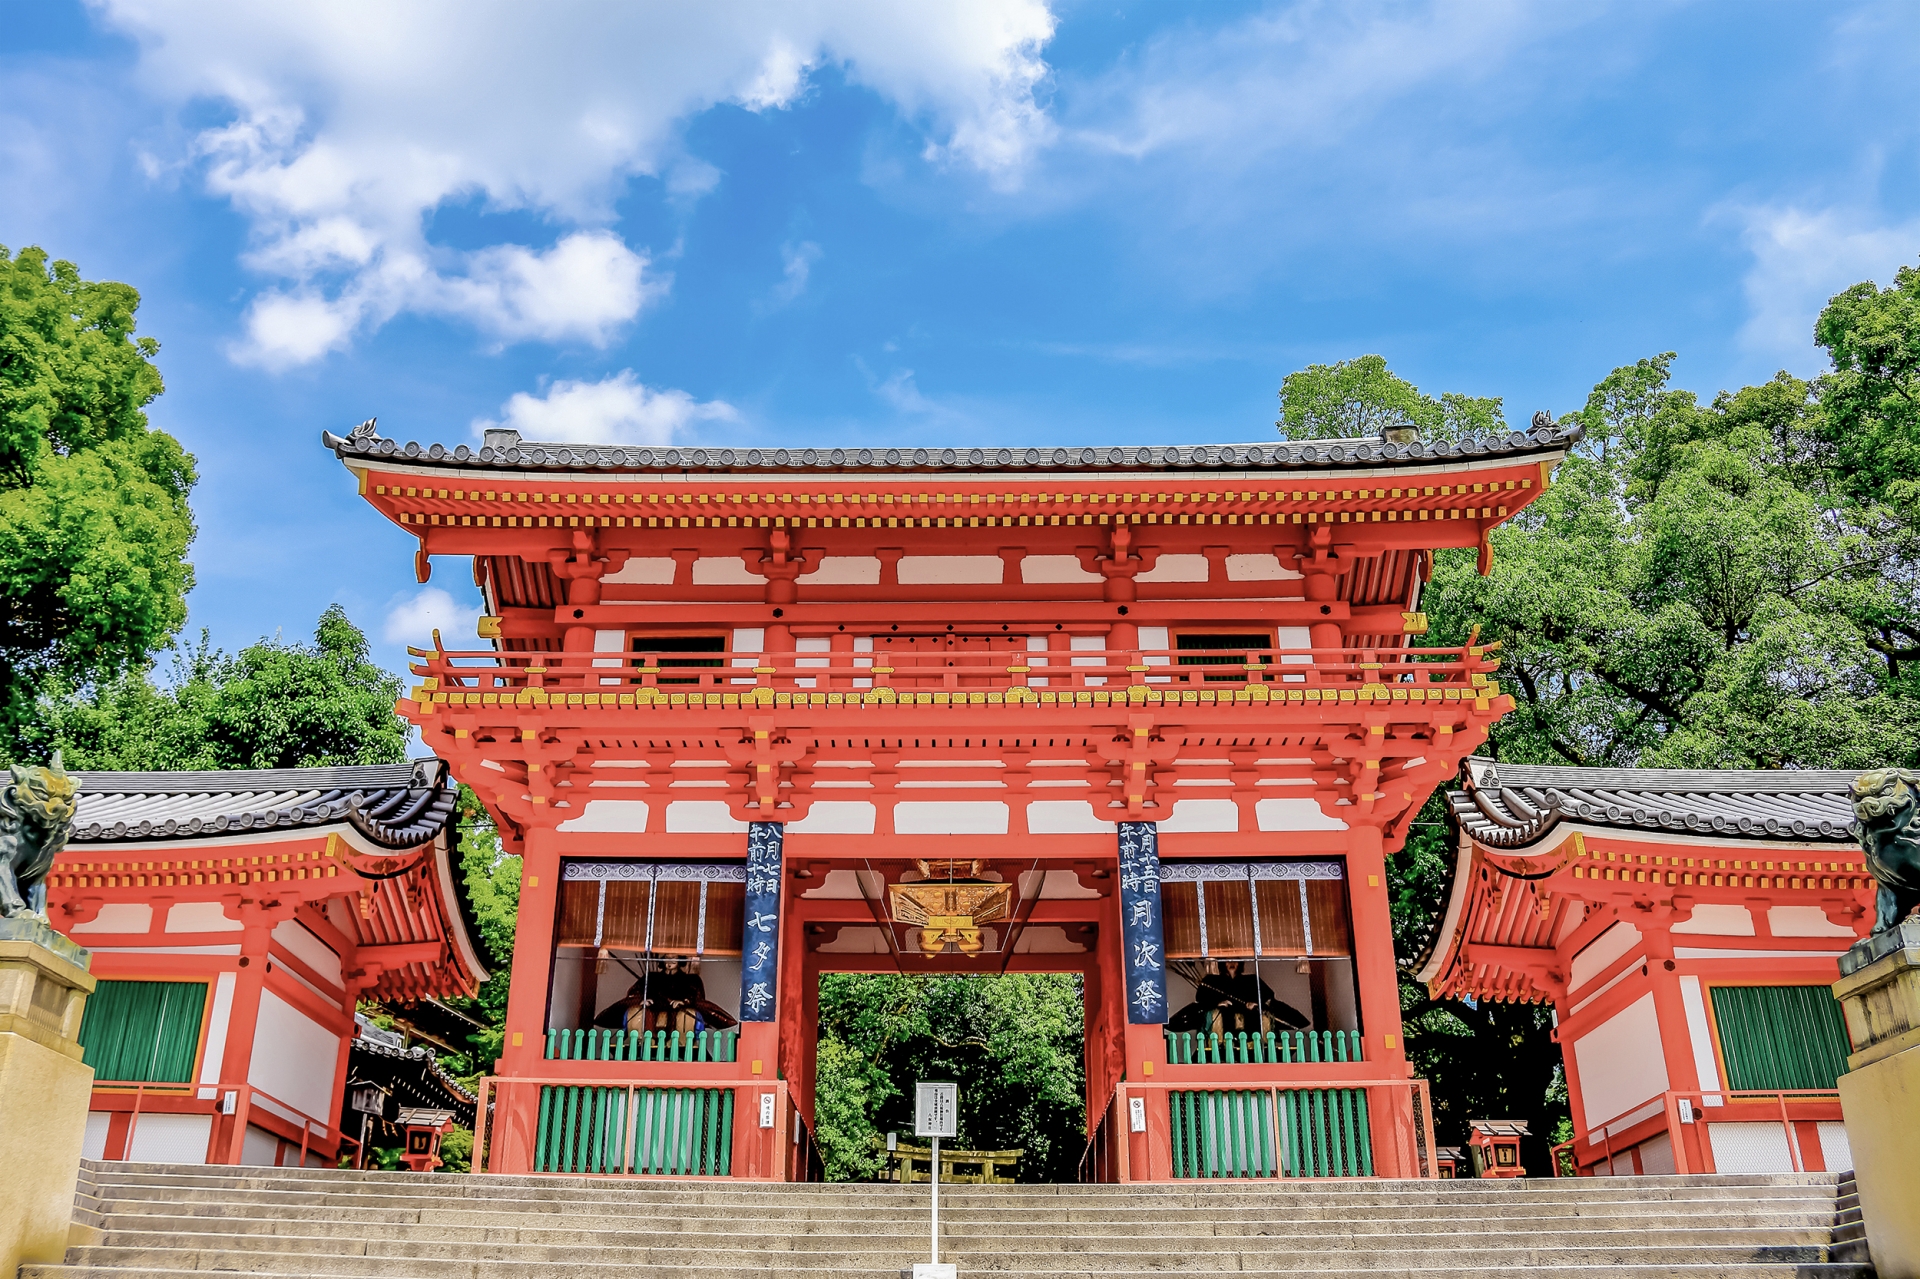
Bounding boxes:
1168 1087 1373 1178
535 1085 734 1175
1165 1029 1363 1065
544 1028 738 1062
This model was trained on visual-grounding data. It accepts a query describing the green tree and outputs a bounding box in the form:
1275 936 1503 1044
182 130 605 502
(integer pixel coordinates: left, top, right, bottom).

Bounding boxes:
438 785 520 1079
1424 352 1918 770
0 246 195 755
1276 354 1505 442
34 605 409 770
813 973 1085 1182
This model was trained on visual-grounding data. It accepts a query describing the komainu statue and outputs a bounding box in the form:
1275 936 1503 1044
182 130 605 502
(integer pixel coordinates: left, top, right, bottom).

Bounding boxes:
1850 768 1920 934
0 754 80 920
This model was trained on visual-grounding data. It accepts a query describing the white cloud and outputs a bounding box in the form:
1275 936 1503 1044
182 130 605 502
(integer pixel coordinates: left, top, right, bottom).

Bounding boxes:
1734 205 1920 366
383 587 482 647
765 240 823 309
475 370 738 446
91 0 1057 363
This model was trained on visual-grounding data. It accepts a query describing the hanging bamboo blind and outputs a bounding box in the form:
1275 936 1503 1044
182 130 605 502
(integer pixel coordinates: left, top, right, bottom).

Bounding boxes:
1161 866 1351 960
556 866 746 956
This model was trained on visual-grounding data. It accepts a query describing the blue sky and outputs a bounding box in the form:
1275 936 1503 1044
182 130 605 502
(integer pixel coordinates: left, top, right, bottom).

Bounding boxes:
7 1 1920 680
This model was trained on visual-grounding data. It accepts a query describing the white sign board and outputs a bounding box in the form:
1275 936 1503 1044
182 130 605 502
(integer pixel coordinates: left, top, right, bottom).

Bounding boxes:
915 1082 958 1139
758 1093 777 1129
1129 1096 1147 1133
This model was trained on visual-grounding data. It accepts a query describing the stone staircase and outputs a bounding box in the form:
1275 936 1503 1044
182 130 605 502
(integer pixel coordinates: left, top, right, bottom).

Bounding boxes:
20 1159 1872 1278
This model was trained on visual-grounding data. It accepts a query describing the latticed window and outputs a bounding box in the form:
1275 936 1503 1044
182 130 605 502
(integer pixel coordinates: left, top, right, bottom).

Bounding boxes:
1709 985 1850 1091
77 979 207 1084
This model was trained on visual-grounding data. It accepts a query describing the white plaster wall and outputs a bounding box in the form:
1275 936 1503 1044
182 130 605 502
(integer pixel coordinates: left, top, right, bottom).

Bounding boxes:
248 990 340 1121
166 902 241 933
1026 801 1112 834
893 802 1009 835
1818 1122 1853 1173
730 628 765 653
83 1112 112 1160
1571 993 1669 1131
1635 1131 1676 1175
786 802 876 835
128 1113 212 1164
71 903 152 934
809 556 881 584
604 557 676 584
272 920 342 988
1673 905 1754 936
692 557 761 584
1021 556 1098 583
1570 922 1643 992
239 1123 281 1166
897 556 1003 584
1135 554 1208 582
1255 798 1347 831
1157 799 1240 833
198 971 236 1089
1708 1122 1796 1174
559 800 652 833
1768 906 1857 938
1679 975 1723 1098
664 801 748 833
1227 554 1299 581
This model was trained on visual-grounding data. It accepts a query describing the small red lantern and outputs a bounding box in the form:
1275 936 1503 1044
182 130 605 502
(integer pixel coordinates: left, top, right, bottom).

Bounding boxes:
1434 1146 1464 1179
1467 1119 1529 1179
397 1106 456 1173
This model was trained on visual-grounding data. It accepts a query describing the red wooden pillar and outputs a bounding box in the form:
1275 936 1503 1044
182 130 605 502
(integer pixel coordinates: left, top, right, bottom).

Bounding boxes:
206 900 284 1164
491 823 562 1173
1345 823 1414 1175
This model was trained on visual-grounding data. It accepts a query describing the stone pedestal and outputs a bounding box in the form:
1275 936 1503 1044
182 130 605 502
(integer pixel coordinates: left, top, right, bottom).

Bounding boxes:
1834 915 1920 1279
0 917 95 1279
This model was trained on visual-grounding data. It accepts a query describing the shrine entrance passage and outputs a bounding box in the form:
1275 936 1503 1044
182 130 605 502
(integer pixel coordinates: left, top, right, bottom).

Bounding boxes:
811 968 1087 1183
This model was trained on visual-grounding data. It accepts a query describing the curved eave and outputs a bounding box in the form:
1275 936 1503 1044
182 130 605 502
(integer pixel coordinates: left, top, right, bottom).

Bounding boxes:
429 828 490 989
1410 833 1476 986
324 423 1584 476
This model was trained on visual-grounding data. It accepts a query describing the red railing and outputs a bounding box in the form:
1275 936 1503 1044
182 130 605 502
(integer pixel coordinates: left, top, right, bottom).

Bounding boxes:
1553 1088 1842 1177
409 643 1501 700
92 1079 354 1168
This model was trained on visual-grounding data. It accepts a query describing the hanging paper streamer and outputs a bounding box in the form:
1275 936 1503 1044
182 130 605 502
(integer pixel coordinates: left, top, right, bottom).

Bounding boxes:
739 822 783 1021
1117 821 1167 1024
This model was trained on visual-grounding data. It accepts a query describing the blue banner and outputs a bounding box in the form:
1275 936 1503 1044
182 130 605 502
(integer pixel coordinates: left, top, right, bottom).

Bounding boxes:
739 822 783 1021
1117 821 1167 1024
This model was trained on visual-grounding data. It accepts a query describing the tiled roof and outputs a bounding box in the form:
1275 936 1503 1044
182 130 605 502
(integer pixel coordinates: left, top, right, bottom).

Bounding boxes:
1448 757 1859 850
322 419 1583 475
70 760 457 849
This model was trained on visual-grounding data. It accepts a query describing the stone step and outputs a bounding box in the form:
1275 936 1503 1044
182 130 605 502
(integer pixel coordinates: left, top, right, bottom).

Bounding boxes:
84 1221 1844 1253
80 1176 1845 1210
85 1187 1842 1217
45 1163 1862 1279
82 1208 1848 1240
21 1258 1876 1279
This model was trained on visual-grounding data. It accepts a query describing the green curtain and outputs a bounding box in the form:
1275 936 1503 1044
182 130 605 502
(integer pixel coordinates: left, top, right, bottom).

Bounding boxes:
77 980 208 1084
1709 984 1850 1091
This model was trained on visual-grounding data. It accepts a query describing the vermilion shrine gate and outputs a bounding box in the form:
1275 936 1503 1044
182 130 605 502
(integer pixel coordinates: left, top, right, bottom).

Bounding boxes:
327 419 1581 1180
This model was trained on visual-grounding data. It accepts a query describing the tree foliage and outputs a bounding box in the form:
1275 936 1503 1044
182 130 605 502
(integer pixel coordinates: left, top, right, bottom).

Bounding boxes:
31 605 408 770
1277 354 1505 443
813 973 1085 1182
0 246 195 755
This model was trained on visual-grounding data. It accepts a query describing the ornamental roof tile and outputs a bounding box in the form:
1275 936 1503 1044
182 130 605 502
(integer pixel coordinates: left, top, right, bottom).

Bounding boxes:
1448 756 1859 850
69 759 456 849
322 420 1583 475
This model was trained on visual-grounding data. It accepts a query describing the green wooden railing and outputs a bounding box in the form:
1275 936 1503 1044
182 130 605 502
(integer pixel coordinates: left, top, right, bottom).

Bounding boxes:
1165 1029 1364 1065
535 1085 734 1175
544 1028 738 1062
1168 1087 1373 1178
